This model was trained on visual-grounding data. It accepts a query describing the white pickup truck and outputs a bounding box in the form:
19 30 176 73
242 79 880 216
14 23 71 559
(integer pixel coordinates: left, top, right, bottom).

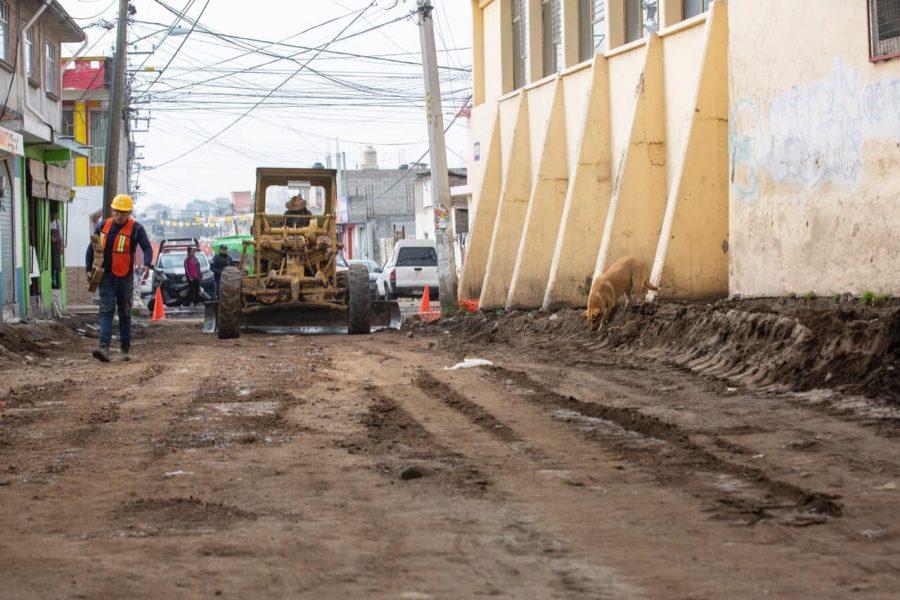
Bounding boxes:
376 239 439 300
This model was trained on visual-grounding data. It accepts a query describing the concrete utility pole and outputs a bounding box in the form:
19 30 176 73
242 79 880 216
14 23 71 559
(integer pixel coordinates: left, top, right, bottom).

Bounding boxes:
417 0 458 313
102 0 130 219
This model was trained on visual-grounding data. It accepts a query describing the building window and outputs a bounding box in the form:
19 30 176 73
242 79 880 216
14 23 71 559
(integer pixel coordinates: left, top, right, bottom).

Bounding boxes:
45 42 57 94
512 0 528 89
579 0 607 62
542 0 562 76
625 0 658 43
869 0 900 61
683 0 712 19
89 110 109 164
0 2 10 64
62 108 74 137
24 28 34 80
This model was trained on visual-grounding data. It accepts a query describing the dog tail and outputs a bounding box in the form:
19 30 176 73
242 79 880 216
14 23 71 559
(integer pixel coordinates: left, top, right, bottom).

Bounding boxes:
645 279 659 292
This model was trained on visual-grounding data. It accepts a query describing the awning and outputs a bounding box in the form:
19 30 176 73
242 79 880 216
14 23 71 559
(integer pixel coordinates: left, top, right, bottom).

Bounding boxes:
29 159 74 202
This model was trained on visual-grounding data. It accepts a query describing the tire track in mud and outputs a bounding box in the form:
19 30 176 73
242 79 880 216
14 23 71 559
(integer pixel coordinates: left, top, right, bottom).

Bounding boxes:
343 377 642 599
341 391 491 494
414 370 519 442
487 366 843 526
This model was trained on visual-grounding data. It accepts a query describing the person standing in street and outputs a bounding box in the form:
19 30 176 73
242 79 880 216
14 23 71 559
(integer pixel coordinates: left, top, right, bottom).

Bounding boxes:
49 207 62 289
184 247 202 307
209 244 234 298
85 194 153 363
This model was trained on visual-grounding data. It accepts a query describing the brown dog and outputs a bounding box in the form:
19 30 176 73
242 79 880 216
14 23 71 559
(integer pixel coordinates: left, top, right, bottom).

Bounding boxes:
585 256 658 331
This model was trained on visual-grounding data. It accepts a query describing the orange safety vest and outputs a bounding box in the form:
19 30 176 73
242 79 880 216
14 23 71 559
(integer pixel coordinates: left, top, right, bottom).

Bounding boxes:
99 218 135 277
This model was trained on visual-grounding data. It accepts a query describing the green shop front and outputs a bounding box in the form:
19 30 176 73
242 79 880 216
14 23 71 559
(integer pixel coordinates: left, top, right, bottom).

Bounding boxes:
21 142 80 318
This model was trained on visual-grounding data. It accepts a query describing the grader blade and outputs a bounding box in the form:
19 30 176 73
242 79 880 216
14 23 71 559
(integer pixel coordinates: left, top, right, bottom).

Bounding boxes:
202 301 219 334
371 300 403 330
202 300 402 335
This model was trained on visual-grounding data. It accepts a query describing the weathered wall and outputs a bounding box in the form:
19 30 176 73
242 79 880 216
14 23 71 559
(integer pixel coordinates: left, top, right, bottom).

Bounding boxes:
465 1 728 307
729 0 900 296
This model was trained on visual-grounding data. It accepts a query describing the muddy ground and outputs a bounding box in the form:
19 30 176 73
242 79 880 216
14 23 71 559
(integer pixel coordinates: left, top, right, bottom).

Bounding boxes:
1 309 898 598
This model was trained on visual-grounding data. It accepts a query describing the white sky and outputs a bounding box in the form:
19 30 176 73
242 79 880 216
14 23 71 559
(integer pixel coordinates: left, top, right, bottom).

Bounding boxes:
62 0 473 208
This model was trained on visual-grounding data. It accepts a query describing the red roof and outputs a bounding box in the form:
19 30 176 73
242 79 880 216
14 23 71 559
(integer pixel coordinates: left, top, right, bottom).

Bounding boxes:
62 59 106 91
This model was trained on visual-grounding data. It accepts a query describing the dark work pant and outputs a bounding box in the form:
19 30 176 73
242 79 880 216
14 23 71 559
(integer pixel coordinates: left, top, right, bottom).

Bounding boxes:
187 279 201 306
98 273 133 349
213 273 221 299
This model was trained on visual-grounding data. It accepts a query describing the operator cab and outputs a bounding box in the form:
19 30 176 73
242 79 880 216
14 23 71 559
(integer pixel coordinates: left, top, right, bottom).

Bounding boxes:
263 180 328 229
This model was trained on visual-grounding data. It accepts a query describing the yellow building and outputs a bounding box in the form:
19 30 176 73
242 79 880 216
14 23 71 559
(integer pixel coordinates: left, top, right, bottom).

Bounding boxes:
463 0 900 308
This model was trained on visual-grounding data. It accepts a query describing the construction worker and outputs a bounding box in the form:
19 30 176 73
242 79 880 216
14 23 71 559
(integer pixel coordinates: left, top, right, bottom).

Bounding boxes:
284 195 312 225
84 194 153 362
209 244 234 298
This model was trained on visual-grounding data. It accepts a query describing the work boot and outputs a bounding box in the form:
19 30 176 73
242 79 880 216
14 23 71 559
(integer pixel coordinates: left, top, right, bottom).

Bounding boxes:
92 345 111 363
121 345 132 362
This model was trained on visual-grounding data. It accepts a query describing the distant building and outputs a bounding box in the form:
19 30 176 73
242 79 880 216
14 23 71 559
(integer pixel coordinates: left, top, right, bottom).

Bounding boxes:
341 148 426 264
414 169 469 274
231 191 252 214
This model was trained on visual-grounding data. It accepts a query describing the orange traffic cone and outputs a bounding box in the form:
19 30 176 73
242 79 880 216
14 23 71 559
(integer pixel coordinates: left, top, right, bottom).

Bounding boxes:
419 287 439 323
151 287 166 321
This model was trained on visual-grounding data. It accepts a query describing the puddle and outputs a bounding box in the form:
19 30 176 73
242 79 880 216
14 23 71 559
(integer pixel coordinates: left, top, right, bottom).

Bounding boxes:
551 409 663 447
211 401 279 417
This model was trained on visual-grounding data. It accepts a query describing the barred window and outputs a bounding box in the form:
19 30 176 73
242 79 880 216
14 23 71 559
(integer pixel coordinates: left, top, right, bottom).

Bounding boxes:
869 0 900 61
625 0 658 43
683 0 712 20
45 42 58 94
542 0 562 76
89 110 109 164
62 108 74 137
0 2 9 64
512 0 527 89
579 0 606 62
24 28 34 79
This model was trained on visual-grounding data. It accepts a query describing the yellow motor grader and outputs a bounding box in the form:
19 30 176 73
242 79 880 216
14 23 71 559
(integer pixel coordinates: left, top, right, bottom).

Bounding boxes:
204 168 401 337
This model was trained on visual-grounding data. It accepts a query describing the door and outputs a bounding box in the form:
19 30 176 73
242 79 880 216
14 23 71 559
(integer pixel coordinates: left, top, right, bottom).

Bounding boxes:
0 171 14 310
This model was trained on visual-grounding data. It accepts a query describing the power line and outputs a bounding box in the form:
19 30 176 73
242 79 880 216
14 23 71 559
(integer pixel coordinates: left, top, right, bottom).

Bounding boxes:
370 94 472 203
136 0 210 99
71 0 117 21
133 0 197 73
146 0 383 170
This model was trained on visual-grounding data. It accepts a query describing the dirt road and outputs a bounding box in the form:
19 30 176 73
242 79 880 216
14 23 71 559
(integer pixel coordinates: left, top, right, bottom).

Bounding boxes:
1 318 898 598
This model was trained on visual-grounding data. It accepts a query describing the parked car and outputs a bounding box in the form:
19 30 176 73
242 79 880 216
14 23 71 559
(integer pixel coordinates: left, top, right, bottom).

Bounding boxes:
348 259 381 298
376 240 439 300
142 238 216 310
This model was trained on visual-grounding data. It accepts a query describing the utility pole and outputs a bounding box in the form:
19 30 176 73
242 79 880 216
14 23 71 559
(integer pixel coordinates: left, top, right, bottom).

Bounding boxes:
417 0 458 313
102 0 130 219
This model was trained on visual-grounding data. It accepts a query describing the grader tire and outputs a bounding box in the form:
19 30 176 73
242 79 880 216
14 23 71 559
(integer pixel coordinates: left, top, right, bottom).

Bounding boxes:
347 264 371 335
217 266 242 339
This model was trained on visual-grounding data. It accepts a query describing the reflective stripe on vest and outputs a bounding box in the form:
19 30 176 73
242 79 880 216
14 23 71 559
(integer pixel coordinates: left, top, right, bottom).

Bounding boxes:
101 217 136 277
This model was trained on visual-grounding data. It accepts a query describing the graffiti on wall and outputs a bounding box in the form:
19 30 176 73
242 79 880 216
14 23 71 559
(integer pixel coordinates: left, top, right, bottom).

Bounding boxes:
730 60 900 201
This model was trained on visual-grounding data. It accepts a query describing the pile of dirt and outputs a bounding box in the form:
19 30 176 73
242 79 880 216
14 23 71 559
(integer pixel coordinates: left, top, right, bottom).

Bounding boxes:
413 298 899 400
0 314 104 367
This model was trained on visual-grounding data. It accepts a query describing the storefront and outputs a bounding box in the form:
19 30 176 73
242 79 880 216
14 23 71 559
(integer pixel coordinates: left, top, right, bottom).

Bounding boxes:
0 126 25 321
24 150 75 317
